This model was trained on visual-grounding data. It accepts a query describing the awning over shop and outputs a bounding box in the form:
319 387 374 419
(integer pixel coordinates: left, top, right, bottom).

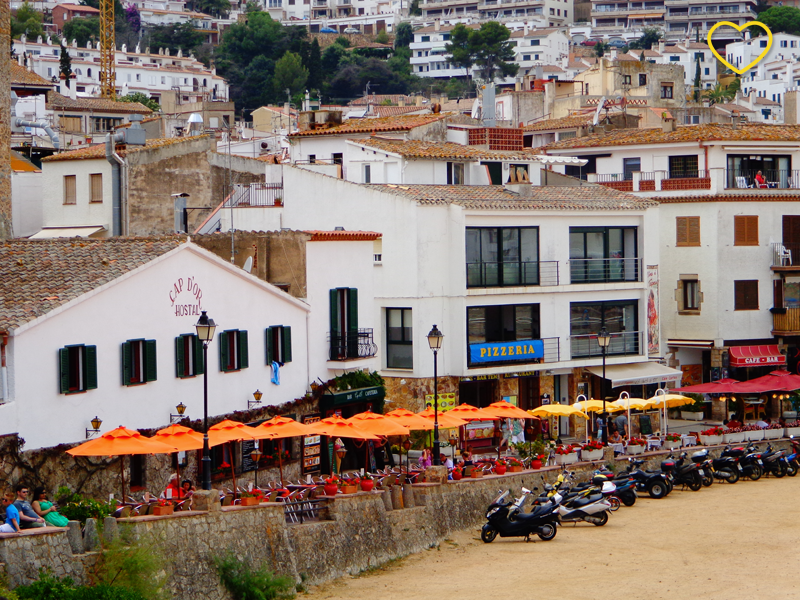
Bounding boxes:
667 339 714 348
587 362 683 388
728 345 786 367
30 226 105 238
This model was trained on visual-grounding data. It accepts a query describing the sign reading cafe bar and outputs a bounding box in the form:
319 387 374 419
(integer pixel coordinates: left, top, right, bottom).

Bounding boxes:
469 340 544 364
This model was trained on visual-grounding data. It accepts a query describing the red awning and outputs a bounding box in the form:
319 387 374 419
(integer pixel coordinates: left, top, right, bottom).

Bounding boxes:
728 345 786 367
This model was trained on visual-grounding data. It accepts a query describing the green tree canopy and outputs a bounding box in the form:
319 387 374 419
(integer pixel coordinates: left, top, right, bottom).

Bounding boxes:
628 27 662 50
704 82 735 105
62 16 100 46
445 23 475 80
395 22 413 48
274 51 308 97
375 29 389 44
471 22 518 82
196 0 231 16
119 92 161 112
756 6 800 35
60 45 72 81
12 2 44 39
594 41 610 57
145 22 204 54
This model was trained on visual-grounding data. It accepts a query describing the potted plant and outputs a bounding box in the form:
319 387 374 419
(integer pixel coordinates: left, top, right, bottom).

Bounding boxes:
323 475 340 496
680 394 706 421
530 453 545 470
152 499 174 516
699 426 724 446
451 466 463 481
239 490 262 506
764 422 784 440
742 424 764 441
664 433 682 450
554 444 578 465
507 457 524 472
581 440 604 461
359 473 375 492
785 420 800 438
495 459 508 475
626 437 646 455
340 478 359 494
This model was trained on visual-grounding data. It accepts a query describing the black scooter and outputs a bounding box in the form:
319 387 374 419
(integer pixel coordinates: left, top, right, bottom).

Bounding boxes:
481 489 560 543
690 448 739 484
721 444 763 480
664 452 703 491
608 459 671 499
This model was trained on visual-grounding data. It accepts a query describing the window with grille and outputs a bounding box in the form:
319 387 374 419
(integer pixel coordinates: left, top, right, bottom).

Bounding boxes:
90 173 103 203
661 83 673 99
734 215 758 246
676 216 700 246
668 155 699 178
64 175 76 205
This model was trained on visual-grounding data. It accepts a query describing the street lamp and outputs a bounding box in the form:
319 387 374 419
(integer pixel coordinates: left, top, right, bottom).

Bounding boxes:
170 402 187 424
597 327 611 446
427 324 444 467
249 389 263 410
85 416 103 439
250 445 262 488
195 310 217 491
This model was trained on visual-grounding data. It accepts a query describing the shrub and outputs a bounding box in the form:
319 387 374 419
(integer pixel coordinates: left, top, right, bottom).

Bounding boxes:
59 497 114 525
94 530 169 600
14 571 146 600
214 551 295 600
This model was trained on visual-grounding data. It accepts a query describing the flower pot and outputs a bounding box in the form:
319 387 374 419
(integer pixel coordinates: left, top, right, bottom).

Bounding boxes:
664 440 682 450
359 479 374 492
723 432 745 444
341 484 358 494
699 435 722 446
509 465 524 472
582 449 603 461
745 430 764 441
452 471 462 480
555 452 578 465
530 459 543 470
681 411 704 421
470 469 484 478
626 444 644 455
786 426 800 438
152 505 174 516
323 484 339 496
495 465 507 475
764 428 783 440
239 496 260 506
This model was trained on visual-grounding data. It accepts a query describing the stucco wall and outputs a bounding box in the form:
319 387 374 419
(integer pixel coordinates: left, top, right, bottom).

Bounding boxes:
0 0 11 240
11 171 43 238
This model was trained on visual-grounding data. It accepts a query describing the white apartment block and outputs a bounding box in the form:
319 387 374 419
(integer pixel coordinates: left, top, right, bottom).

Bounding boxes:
649 40 717 90
511 27 570 74
419 0 573 24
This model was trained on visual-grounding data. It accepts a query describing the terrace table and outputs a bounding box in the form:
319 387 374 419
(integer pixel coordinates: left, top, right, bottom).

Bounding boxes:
681 435 697 447
646 437 662 452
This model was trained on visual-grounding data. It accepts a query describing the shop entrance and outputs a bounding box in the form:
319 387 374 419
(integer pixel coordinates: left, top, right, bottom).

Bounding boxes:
459 378 498 450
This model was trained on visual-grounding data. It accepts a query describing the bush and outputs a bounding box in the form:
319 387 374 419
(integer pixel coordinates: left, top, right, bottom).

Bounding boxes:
14 571 146 600
59 497 114 525
94 531 169 600
214 551 295 600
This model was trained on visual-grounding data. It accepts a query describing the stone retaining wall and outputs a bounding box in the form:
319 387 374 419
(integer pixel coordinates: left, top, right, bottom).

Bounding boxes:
2 441 790 596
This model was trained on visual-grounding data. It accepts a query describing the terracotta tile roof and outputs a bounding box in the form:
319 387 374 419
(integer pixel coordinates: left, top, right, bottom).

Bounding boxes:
685 42 710 50
545 123 800 150
11 63 54 88
349 94 413 106
541 65 565 73
615 53 638 61
641 49 662 57
655 193 800 203
114 116 162 129
46 92 153 114
351 138 545 160
57 3 100 12
0 237 185 333
42 135 209 162
305 230 382 241
365 183 656 210
755 97 780 106
288 114 450 137
523 114 592 131
373 106 429 118
714 103 756 113
663 45 687 53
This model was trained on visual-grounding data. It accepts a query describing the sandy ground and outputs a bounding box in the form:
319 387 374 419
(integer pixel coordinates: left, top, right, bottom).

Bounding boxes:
306 475 800 600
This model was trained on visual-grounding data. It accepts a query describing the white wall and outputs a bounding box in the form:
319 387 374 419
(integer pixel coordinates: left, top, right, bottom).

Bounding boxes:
12 171 43 238
41 158 114 232
0 244 310 448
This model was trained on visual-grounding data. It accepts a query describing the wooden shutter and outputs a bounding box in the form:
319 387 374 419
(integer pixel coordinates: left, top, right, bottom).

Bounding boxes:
64 175 76 205
219 331 229 372
122 341 132 385
347 288 359 333
735 280 759 310
238 330 249 369
59 348 70 393
266 327 274 364
85 345 98 390
282 326 292 363
734 215 758 246
783 215 800 245
329 289 339 334
194 335 205 376
175 336 185 378
774 279 785 309
676 217 688 246
687 217 700 245
90 173 103 202
144 340 157 382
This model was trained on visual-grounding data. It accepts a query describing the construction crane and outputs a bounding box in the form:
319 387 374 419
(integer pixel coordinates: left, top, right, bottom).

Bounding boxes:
99 0 116 99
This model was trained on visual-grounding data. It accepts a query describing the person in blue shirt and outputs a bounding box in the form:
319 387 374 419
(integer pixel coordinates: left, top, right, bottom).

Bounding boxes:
1 491 21 533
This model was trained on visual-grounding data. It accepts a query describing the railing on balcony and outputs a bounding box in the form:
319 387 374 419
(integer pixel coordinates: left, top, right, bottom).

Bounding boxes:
595 173 633 192
726 170 800 190
569 331 642 359
466 261 559 288
661 170 710 191
225 183 283 207
569 258 641 284
773 307 800 334
328 329 378 361
771 242 799 268
542 337 561 363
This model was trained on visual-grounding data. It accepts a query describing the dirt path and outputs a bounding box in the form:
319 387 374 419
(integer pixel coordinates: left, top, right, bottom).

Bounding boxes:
307 476 800 600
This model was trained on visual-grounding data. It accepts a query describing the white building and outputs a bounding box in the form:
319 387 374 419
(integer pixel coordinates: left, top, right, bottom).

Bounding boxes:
419 0 573 25
510 27 570 77
0 238 311 449
650 40 717 91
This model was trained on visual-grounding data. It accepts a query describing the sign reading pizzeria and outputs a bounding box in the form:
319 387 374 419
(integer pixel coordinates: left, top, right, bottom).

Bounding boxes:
169 276 204 317
469 340 544 365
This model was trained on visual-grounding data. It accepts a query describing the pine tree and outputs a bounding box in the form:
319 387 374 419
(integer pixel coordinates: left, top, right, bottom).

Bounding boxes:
59 45 72 85
693 57 701 102
306 38 322 90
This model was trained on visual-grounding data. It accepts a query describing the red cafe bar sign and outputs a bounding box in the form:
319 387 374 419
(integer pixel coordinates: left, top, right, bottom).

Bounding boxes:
728 345 786 367
169 276 203 317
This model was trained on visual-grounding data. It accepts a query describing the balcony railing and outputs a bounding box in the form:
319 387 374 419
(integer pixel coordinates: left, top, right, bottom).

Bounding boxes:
466 261 559 288
773 307 800 334
225 183 283 207
569 331 642 359
771 242 799 268
569 258 641 284
726 170 800 190
661 170 710 191
328 329 378 361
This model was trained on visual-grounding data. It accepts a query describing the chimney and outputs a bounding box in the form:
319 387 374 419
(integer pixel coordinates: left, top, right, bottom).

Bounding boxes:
658 40 665 53
399 97 405 106
435 19 440 31
416 95 423 106
610 48 618 60
524 23 529 35
662 117 676 133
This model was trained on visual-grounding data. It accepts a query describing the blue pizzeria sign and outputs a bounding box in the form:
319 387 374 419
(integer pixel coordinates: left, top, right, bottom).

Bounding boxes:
469 340 544 364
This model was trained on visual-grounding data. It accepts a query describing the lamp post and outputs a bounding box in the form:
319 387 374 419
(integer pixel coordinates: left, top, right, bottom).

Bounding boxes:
195 310 217 491
170 402 187 424
250 445 262 488
427 324 444 466
597 327 611 446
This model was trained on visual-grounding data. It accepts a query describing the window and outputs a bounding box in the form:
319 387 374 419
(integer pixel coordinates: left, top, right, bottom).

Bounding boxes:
467 304 540 366
447 162 464 184
704 68 710 76
661 83 674 99
466 227 539 288
59 344 98 394
685 114 700 124
680 277 701 312
421 35 430 41
569 227 638 283
670 55 680 61
569 300 639 357
175 333 204 378
531 39 540 46
623 157 640 180
781 40 788 48
332 153 343 165
760 40 767 47
89 173 103 203
668 155 699 178
364 164 371 183
622 75 631 85
694 52 704 61
523 54 531 60
308 154 316 164
266 325 292 364
676 216 700 246
639 73 647 86
219 330 249 372
130 455 146 489
329 288 368 360
386 308 413 369
122 339 157 386
91 116 123 132
734 280 759 310
734 215 758 246
63 175 76 205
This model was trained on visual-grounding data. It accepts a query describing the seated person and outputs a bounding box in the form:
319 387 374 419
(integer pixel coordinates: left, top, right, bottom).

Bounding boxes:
609 426 623 444
726 416 742 429
13 485 45 529
163 474 181 499
31 487 69 528
755 170 768 188
0 491 21 534
459 450 474 467
181 480 196 498
440 453 454 469
756 417 770 428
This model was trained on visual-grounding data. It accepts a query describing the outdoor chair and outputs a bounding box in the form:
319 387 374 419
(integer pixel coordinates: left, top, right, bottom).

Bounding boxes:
118 506 132 518
221 494 234 507
778 244 792 266
735 176 752 189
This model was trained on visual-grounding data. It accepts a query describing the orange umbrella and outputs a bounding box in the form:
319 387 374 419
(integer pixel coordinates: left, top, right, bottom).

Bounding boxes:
347 411 410 436
153 424 205 499
384 408 435 431
417 408 469 428
305 415 380 440
207 420 259 497
67 426 177 502
448 403 501 421
483 401 540 420
251 416 314 485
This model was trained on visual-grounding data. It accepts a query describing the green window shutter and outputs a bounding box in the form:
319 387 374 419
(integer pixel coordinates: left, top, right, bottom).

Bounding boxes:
145 340 157 382
347 288 359 333
282 326 292 363
329 289 339 334
194 335 205 376
85 345 98 390
59 348 70 393
122 341 132 386
219 331 229 372
266 327 275 364
175 336 185 378
238 330 249 369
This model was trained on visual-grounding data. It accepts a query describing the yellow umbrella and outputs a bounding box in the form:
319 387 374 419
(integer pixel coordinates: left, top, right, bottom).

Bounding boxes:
609 398 650 411
646 392 693 435
572 399 623 413
528 405 589 419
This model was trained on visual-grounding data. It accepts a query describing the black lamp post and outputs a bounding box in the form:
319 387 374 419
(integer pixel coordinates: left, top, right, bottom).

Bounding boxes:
427 324 444 467
195 310 217 491
597 327 611 446
250 445 262 488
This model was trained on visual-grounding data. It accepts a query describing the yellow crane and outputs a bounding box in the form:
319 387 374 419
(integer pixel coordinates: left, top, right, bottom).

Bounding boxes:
99 0 116 99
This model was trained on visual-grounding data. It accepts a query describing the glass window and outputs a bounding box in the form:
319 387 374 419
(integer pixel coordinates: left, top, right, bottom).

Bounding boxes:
668 155 699 178
569 227 638 283
466 227 539 288
386 308 412 369
569 301 639 357
683 279 699 310
623 157 640 180
467 304 540 366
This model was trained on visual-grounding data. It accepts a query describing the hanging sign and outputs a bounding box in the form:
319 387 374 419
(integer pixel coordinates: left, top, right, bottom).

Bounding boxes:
469 340 544 364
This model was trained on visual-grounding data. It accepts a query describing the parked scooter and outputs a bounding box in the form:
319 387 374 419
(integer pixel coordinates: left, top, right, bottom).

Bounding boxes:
663 452 703 491
614 458 672 499
721 444 763 480
533 473 612 526
786 436 800 477
755 443 788 478
481 488 560 543
689 448 739 484
595 469 639 506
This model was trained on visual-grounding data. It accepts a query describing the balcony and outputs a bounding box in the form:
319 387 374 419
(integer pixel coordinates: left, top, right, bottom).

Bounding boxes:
773 307 800 335
569 331 642 359
726 170 800 191
593 171 711 192
771 242 800 271
466 261 559 288
328 329 378 361
568 258 642 284
225 183 283 208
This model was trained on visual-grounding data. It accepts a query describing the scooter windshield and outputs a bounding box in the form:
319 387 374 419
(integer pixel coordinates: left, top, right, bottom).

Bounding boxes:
491 490 510 505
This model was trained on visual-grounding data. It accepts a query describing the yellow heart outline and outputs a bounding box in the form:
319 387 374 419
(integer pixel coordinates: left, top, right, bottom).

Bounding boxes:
707 21 773 75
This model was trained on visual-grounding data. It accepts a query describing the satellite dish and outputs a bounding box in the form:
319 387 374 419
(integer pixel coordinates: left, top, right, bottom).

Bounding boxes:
243 256 253 273
188 113 203 123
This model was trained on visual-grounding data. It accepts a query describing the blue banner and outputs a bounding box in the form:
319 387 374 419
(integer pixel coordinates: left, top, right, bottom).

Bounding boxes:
469 340 544 364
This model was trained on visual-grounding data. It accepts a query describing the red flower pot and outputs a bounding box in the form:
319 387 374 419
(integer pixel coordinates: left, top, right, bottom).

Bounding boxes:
360 479 374 492
530 459 543 470
452 471 462 480
323 484 339 496
495 465 507 475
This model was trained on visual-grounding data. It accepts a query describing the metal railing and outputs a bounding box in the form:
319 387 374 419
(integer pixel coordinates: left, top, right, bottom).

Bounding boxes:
771 242 798 268
569 257 641 284
569 331 642 359
224 183 283 207
466 260 559 288
281 498 323 524
328 329 378 361
662 170 710 191
726 170 800 190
